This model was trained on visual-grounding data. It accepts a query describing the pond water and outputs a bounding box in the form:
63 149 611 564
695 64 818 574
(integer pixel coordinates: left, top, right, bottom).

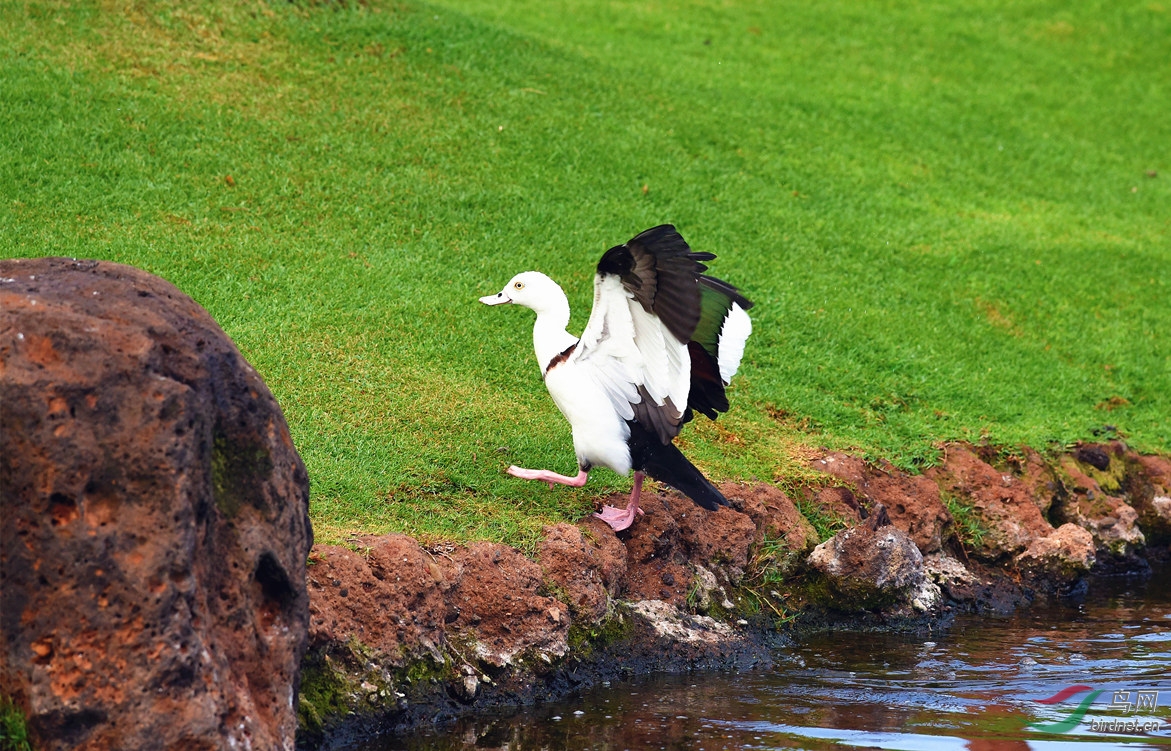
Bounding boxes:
381 568 1171 750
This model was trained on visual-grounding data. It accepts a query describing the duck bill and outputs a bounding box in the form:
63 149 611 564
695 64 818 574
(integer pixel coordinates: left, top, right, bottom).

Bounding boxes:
479 292 512 305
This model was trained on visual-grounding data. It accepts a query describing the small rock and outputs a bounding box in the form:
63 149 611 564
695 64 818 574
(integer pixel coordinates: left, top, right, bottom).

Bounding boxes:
690 564 720 611
1015 523 1096 584
1075 445 1112 471
627 600 736 644
807 504 933 613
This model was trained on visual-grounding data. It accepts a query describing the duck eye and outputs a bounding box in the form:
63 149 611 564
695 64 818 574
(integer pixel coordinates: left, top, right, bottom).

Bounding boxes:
514 281 525 290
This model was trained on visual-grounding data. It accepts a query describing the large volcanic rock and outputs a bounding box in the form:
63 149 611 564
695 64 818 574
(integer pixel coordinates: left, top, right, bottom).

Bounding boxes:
0 258 312 751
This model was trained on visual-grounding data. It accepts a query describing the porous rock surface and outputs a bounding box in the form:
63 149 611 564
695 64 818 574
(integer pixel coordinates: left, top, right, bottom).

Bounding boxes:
924 445 1054 560
811 452 952 553
0 258 312 751
296 486 775 745
539 521 626 622
1015 523 1096 583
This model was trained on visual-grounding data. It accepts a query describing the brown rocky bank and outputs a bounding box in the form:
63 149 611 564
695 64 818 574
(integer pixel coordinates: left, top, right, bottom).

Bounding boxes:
298 442 1171 748
0 258 313 751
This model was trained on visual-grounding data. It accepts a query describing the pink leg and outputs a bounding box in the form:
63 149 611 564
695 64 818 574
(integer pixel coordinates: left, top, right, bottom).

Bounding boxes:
507 465 588 490
594 471 646 532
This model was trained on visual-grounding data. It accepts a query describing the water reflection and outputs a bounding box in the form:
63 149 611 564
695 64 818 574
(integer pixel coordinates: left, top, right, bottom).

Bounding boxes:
381 569 1171 750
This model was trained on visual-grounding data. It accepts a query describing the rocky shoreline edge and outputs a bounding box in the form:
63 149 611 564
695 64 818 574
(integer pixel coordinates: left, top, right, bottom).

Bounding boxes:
298 442 1170 749
2 258 1167 751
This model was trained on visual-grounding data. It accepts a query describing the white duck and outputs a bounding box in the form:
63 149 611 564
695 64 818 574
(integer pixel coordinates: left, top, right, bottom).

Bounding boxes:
479 225 752 531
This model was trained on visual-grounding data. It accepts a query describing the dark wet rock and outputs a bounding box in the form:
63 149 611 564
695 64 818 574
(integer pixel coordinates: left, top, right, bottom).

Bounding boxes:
1076 445 1112 471
924 555 1029 615
811 452 952 554
806 505 940 614
0 258 312 751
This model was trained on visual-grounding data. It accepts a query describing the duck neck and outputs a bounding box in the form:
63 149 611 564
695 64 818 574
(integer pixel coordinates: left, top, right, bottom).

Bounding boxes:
531 290 577 372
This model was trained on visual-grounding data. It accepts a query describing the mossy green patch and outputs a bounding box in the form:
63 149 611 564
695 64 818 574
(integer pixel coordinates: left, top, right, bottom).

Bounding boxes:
722 533 807 627
0 696 31 751
1053 458 1117 517
401 651 453 686
566 610 633 660
297 635 457 738
210 427 274 518
942 492 990 553
1080 456 1128 494
296 657 348 737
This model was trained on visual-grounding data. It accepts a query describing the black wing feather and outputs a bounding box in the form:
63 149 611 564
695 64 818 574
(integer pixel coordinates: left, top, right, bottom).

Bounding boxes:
596 224 711 344
596 224 751 440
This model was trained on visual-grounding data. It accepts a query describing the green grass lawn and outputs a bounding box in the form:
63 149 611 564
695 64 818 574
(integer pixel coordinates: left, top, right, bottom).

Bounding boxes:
2 0 1168 548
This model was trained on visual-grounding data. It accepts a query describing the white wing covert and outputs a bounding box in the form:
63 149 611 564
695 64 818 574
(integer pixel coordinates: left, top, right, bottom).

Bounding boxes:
573 273 693 436
571 226 717 444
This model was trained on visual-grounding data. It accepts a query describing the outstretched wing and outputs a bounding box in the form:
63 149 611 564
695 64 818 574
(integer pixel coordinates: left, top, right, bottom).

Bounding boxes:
572 225 719 444
686 278 753 420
